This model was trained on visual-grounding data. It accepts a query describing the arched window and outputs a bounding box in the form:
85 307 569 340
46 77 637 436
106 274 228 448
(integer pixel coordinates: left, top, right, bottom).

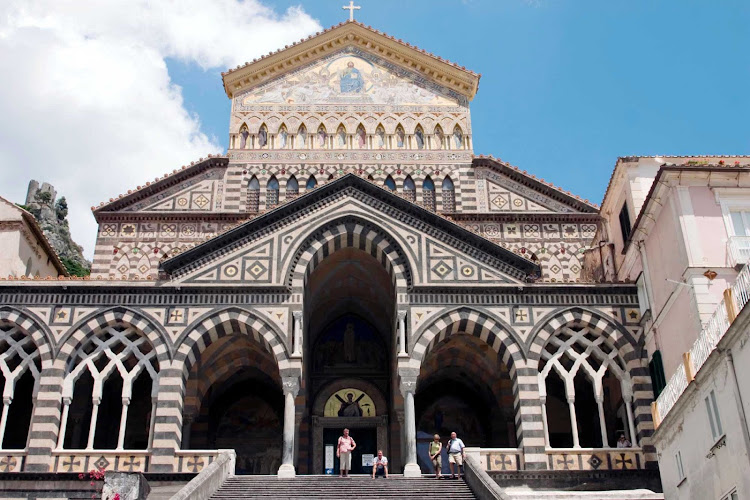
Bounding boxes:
0 324 41 449
306 175 317 190
278 124 288 149
239 124 249 149
423 176 436 211
267 176 280 208
247 176 260 212
375 125 385 149
61 324 158 450
337 125 347 148
286 176 299 200
441 176 455 212
403 176 416 202
434 125 444 150
317 125 327 149
452 125 463 149
538 324 637 449
356 124 366 149
415 126 425 150
297 125 307 148
395 125 405 148
258 124 268 148
384 175 396 192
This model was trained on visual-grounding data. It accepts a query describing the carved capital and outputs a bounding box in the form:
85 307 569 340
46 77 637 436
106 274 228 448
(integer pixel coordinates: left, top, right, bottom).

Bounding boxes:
121 397 131 406
399 377 418 397
292 310 303 321
282 376 300 397
397 310 407 321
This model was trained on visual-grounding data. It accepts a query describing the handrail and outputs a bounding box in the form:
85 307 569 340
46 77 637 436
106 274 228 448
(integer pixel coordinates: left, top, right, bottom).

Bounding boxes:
654 264 750 425
170 449 235 500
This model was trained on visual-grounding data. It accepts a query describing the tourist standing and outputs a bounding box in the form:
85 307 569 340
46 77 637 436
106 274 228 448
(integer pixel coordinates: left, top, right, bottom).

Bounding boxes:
337 428 356 477
429 434 443 479
447 431 465 479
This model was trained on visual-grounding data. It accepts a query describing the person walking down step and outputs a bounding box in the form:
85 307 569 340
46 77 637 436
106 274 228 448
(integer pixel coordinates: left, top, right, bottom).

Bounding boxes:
447 431 465 480
429 434 443 479
337 428 356 477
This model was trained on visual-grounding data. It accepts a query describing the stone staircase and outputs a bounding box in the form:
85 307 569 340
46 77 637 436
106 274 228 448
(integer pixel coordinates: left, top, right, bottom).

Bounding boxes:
209 475 476 499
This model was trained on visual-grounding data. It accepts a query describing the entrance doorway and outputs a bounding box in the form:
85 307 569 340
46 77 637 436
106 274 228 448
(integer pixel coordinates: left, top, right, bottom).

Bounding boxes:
323 427 377 474
304 246 396 473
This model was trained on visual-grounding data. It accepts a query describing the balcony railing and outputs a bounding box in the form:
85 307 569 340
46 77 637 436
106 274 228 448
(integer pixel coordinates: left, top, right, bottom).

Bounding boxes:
654 263 750 426
728 236 750 268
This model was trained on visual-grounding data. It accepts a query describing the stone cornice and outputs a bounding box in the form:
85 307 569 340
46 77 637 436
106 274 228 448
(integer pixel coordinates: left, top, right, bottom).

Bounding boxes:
449 212 601 224
229 149 473 164
221 21 480 101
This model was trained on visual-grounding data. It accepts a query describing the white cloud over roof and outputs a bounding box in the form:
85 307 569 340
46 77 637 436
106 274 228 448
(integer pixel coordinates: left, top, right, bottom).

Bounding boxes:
0 0 321 258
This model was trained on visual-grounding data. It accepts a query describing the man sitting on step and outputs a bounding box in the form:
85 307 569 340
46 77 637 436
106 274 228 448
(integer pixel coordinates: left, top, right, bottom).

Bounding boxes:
372 450 388 479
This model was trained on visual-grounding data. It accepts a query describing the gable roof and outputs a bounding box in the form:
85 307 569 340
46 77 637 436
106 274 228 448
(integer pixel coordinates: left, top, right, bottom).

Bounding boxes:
0 196 68 276
221 21 481 101
473 156 600 213
92 155 227 215
161 173 539 282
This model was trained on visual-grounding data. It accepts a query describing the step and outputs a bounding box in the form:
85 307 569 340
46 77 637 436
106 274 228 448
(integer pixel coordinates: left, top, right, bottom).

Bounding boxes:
209 475 477 500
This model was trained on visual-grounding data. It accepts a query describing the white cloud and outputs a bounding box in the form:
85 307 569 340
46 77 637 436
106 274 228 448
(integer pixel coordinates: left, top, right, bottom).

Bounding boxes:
0 1 321 259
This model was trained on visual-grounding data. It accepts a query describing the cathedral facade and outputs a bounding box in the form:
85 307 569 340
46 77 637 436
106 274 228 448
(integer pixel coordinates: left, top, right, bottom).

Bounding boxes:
0 22 655 479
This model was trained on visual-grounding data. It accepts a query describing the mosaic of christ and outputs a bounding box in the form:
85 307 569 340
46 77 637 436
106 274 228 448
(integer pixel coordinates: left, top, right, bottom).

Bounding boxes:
240 54 456 106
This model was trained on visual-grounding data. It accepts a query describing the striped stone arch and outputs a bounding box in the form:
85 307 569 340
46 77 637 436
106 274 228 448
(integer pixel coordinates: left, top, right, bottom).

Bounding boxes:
527 307 640 363
411 307 524 372
529 306 656 464
0 306 54 365
183 339 281 421
55 306 171 368
287 216 412 293
411 307 548 466
175 307 291 382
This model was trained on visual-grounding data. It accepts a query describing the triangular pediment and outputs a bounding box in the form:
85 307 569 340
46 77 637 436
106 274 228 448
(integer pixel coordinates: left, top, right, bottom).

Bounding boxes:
222 21 480 102
161 175 539 287
473 157 599 213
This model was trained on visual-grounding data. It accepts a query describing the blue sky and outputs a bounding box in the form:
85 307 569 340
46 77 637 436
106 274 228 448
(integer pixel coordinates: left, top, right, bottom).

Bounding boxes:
170 0 749 205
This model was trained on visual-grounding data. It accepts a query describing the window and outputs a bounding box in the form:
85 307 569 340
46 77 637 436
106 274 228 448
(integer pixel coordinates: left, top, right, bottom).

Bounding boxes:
306 176 317 190
705 390 723 441
423 177 435 211
267 176 279 208
675 451 685 483
649 350 667 398
442 176 455 212
618 203 632 243
247 176 260 212
286 176 299 200
721 490 739 500
403 176 416 202
730 210 750 236
384 175 396 192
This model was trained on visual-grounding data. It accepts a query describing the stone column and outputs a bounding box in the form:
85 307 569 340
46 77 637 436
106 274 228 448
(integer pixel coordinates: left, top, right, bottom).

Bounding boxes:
292 311 303 358
397 311 408 357
116 397 130 450
56 398 72 449
86 397 101 450
540 396 550 448
624 394 638 447
399 372 420 477
278 375 300 478
0 397 11 447
567 396 580 449
595 395 609 448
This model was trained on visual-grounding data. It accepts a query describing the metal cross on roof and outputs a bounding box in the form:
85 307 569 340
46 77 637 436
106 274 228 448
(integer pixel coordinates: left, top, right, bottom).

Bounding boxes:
343 1 361 21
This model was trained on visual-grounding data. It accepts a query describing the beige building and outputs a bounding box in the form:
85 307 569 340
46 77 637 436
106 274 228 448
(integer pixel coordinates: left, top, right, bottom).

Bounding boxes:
0 196 66 279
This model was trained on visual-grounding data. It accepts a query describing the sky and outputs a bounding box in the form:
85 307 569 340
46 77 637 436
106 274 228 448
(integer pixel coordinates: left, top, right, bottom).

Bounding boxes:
0 1 748 260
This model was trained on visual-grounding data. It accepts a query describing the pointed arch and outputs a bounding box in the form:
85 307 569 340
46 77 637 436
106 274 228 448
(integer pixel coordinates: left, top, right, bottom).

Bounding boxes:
0 307 54 365
286 216 413 292
441 175 455 212
239 123 249 149
414 125 425 150
258 123 268 148
266 175 279 208
286 175 299 200
247 175 260 212
336 124 347 148
296 124 307 148
384 175 396 192
277 123 288 149
403 175 416 202
176 307 291 381
423 176 436 211
306 175 317 190
395 124 405 148
355 123 367 149
433 125 444 150
316 125 328 149
452 125 463 149
375 124 386 149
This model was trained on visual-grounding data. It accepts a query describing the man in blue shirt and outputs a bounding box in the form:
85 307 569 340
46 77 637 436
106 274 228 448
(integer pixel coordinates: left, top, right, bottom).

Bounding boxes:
446 431 465 479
